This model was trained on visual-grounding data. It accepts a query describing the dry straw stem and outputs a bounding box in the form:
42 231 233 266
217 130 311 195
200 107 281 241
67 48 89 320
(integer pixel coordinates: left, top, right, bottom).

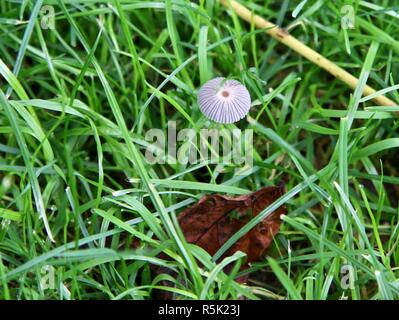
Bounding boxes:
220 0 397 107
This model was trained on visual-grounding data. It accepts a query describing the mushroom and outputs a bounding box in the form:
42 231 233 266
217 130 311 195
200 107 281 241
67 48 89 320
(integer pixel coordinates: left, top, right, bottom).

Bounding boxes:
197 77 251 124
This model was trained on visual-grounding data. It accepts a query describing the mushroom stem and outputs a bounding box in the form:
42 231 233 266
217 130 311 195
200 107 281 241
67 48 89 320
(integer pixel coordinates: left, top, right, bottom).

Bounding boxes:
220 0 397 107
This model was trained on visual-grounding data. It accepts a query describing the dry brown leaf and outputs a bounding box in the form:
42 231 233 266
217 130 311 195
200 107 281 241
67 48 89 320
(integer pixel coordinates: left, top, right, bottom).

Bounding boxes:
151 185 286 299
178 185 287 265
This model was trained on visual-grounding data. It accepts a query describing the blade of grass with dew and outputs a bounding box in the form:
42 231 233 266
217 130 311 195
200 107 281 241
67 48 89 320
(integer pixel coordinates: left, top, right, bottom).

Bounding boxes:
198 25 210 84
267 257 303 300
0 90 54 242
200 251 246 299
0 59 54 161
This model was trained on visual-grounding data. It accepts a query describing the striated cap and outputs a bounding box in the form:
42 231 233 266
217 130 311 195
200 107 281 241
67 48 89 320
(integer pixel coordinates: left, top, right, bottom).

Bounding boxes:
198 77 251 124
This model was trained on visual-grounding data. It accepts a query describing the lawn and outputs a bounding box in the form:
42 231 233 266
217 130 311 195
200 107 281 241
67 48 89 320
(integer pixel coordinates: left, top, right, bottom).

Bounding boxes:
0 0 399 300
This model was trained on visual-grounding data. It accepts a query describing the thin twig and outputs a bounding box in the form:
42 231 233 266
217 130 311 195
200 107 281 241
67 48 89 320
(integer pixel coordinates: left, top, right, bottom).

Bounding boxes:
221 0 397 107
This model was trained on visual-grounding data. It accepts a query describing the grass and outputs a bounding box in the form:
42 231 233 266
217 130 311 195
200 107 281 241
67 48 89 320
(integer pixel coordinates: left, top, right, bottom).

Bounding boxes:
0 0 399 300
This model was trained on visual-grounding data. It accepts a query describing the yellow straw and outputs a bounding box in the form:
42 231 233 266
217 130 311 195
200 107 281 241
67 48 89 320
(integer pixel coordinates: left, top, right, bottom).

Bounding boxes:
220 0 397 107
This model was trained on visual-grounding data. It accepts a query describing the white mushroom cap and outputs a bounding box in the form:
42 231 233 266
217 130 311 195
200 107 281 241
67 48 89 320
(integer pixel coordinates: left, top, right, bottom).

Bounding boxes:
197 77 251 124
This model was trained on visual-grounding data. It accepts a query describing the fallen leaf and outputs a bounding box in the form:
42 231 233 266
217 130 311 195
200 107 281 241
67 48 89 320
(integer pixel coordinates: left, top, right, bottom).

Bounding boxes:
151 185 286 299
178 185 287 265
